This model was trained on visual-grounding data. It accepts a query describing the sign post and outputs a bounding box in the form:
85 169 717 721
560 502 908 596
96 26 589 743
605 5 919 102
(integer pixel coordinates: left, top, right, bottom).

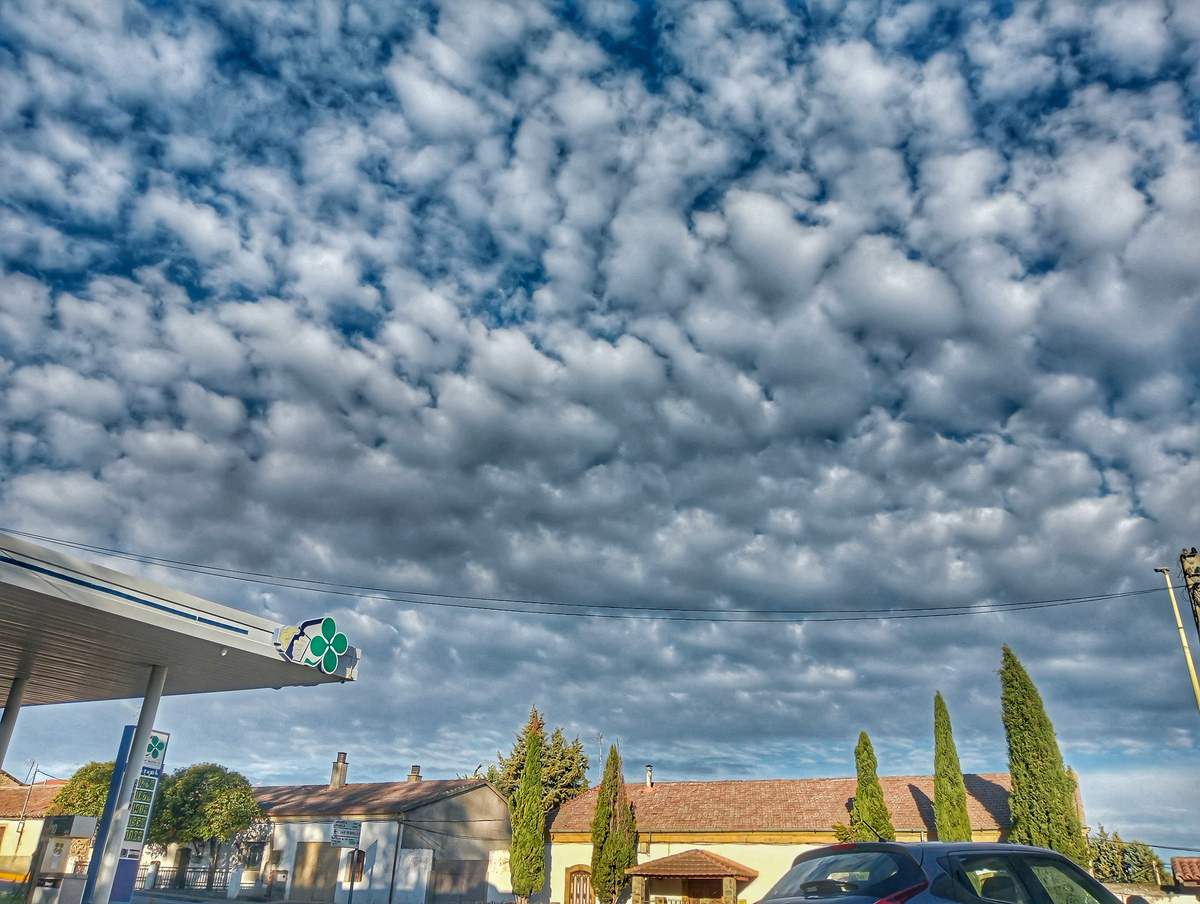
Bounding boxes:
331 821 363 904
108 729 169 904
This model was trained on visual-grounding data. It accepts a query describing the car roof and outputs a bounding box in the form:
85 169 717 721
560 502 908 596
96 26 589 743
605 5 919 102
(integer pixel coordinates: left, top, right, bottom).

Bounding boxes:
796 842 1068 860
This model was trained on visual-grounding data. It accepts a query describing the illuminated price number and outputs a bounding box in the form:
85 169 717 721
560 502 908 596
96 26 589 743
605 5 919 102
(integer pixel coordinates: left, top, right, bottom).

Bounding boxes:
134 789 155 803
138 777 157 790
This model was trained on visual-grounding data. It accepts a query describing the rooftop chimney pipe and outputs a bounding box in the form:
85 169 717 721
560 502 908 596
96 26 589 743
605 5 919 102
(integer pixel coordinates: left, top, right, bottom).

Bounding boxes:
408 765 422 782
330 752 348 790
646 765 652 788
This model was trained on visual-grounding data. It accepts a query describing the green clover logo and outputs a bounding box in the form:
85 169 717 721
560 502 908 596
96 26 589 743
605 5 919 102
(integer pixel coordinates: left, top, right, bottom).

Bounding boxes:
147 737 165 759
304 617 349 674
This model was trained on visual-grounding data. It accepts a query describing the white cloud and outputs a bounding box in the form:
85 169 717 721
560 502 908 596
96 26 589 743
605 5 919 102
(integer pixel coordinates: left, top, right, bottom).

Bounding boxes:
0 0 1198 843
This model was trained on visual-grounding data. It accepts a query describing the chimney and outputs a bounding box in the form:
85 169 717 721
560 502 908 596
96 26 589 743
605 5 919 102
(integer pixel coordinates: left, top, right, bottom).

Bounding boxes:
330 752 348 790
407 765 422 783
646 765 653 789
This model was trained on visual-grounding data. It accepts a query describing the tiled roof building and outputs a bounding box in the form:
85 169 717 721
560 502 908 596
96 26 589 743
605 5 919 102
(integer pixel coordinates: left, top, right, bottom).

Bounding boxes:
546 773 1020 904
547 773 1013 837
1173 857 1200 890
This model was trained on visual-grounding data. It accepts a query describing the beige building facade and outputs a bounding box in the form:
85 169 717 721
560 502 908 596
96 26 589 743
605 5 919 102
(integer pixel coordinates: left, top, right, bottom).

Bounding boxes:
545 772 1018 904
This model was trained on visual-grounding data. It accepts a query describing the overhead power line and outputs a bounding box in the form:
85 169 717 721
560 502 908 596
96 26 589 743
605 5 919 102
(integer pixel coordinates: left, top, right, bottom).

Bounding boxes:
0 527 1163 624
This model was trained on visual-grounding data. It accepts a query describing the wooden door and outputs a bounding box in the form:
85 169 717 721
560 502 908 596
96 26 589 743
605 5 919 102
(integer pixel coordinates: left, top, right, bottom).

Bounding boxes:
568 868 595 904
685 878 723 904
292 842 341 902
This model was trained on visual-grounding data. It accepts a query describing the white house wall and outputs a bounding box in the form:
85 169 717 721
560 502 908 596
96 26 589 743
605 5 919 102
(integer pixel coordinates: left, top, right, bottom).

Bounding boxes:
394 848 432 904
272 818 430 904
488 849 512 902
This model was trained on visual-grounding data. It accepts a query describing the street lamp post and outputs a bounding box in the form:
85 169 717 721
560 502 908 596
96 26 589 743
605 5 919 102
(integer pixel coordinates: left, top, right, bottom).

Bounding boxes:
1154 567 1200 717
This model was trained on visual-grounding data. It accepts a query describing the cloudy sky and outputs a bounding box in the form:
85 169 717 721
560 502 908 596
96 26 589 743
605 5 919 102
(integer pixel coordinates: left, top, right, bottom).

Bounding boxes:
3 0 1200 856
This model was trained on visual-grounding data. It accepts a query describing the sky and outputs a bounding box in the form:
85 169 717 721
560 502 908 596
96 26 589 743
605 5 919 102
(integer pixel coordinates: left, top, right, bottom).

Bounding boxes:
1 0 1200 859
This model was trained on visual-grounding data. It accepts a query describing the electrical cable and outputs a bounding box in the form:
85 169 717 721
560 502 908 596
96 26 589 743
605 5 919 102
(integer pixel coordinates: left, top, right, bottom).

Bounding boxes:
0 526 1163 624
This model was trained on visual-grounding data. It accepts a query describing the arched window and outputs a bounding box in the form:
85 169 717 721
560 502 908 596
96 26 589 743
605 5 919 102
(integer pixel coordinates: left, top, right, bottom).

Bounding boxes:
566 866 595 904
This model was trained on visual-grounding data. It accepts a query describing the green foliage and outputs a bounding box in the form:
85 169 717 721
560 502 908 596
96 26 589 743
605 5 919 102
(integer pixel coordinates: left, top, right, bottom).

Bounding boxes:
543 728 590 810
933 692 972 842
50 762 115 817
831 823 855 843
150 763 261 889
488 706 589 812
1090 827 1166 886
590 746 637 904
851 732 895 842
510 716 546 904
999 645 1088 865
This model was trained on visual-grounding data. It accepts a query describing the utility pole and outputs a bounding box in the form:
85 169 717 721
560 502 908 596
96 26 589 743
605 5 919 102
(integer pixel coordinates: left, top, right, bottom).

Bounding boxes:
1154 567 1200 718
1177 548 1200 646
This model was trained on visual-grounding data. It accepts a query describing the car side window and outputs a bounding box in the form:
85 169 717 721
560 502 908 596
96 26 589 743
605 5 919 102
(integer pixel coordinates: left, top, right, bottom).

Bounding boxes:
1024 859 1110 904
955 856 1033 904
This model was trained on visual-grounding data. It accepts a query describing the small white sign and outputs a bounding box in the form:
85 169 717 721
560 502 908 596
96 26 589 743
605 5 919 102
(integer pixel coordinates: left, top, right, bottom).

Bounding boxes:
331 820 362 848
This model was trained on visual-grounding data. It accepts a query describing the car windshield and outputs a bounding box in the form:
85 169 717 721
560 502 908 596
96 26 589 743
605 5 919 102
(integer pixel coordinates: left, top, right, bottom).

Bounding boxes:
763 851 924 901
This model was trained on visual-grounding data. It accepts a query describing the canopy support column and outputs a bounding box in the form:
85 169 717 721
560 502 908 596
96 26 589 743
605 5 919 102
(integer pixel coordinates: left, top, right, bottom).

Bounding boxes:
91 664 168 904
0 673 30 772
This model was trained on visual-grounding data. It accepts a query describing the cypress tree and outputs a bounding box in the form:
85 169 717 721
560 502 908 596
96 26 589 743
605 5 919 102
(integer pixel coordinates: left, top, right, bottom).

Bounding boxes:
591 745 637 904
510 713 546 904
851 732 895 842
488 707 546 799
999 645 1088 864
933 692 973 842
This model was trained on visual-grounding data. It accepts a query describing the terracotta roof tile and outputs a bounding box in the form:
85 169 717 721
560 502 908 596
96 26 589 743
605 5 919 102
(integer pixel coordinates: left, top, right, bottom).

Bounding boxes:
255 779 488 817
0 784 60 818
628 849 758 880
547 774 1012 835
1172 858 1200 884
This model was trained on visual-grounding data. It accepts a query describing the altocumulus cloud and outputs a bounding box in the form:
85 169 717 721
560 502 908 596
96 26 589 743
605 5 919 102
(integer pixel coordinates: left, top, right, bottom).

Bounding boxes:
2 0 1200 850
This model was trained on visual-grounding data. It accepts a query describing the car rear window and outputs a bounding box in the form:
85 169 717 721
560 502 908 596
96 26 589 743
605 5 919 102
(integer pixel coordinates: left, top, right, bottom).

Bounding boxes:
763 851 924 900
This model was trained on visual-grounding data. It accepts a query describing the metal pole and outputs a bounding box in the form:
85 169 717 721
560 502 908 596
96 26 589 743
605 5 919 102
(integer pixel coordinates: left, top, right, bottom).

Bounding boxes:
347 850 358 904
1155 568 1200 717
0 674 30 771
91 664 168 904
386 820 404 904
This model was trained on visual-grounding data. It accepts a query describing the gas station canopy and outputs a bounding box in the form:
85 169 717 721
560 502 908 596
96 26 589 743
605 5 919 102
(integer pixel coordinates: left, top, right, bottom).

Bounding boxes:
0 531 360 706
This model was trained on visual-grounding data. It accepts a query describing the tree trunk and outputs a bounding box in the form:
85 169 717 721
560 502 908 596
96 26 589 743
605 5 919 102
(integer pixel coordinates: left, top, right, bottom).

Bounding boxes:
207 840 218 891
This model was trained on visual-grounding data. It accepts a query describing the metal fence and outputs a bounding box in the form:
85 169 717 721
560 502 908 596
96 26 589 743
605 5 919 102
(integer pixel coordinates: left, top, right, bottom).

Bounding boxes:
135 865 232 892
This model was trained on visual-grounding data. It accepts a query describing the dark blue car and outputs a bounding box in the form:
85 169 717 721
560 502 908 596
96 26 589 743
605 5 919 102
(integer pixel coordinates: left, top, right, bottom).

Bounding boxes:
757 843 1121 904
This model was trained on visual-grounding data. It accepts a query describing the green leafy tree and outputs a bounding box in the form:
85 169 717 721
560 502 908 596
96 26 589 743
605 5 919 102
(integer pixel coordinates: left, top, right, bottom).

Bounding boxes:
543 728 590 810
1090 827 1167 886
50 762 115 816
590 746 637 904
150 764 261 890
487 707 589 811
851 732 895 842
510 713 546 904
933 692 972 842
999 645 1088 864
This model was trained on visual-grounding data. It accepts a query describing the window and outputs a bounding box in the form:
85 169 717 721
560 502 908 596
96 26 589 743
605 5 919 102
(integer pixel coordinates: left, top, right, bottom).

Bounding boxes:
765 851 924 900
954 856 1031 904
1024 859 1113 904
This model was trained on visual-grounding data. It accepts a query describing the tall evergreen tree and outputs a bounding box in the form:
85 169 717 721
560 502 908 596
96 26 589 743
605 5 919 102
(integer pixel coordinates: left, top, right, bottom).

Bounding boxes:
933 692 973 842
487 707 589 811
510 715 546 904
543 727 590 810
851 732 895 842
999 645 1088 864
591 746 637 904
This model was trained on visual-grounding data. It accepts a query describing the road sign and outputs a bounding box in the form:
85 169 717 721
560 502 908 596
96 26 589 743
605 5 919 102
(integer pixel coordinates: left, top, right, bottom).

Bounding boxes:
331 820 362 848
